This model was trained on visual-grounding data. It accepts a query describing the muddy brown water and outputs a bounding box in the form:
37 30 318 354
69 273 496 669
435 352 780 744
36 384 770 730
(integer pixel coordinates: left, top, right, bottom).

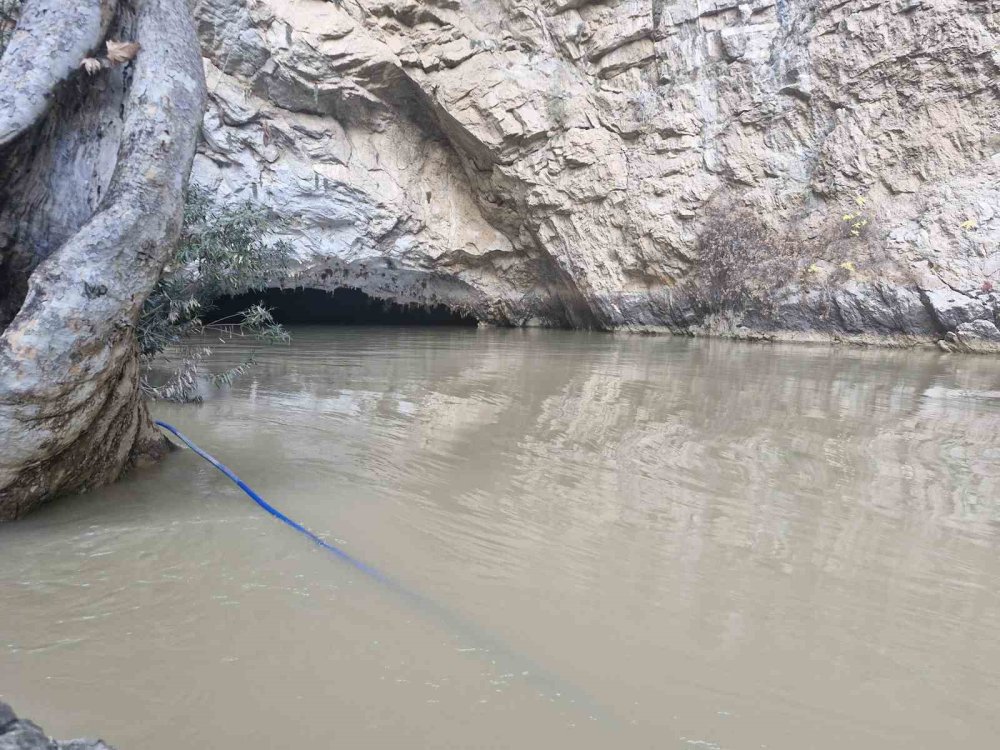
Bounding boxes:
3 328 1000 748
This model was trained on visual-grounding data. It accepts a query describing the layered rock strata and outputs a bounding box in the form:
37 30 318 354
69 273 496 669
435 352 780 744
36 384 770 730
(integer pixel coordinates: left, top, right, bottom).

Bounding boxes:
193 0 999 348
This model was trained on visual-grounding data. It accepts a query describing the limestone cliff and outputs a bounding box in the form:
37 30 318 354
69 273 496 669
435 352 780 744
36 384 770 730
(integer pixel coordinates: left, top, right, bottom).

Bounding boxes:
192 0 999 348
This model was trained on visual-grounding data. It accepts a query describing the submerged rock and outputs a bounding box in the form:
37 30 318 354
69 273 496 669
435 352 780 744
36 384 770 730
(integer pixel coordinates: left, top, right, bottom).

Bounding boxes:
0 702 115 750
191 0 999 345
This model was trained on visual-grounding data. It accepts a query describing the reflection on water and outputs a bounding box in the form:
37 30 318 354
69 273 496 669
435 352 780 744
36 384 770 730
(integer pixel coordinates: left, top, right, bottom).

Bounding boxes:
2 328 1000 749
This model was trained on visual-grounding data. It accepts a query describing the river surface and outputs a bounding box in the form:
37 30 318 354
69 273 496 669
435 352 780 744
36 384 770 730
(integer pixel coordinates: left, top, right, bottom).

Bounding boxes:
3 328 1000 748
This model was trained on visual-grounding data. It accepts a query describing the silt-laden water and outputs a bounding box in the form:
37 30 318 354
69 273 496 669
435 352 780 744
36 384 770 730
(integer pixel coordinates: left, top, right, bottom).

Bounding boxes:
2 328 1000 748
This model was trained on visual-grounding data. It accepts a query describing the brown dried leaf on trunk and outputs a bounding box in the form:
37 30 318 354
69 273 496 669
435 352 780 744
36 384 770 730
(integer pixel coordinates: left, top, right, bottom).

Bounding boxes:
106 39 140 64
80 57 103 75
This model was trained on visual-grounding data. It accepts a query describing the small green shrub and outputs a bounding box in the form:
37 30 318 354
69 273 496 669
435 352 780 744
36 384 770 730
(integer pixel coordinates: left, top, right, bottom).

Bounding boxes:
139 187 292 402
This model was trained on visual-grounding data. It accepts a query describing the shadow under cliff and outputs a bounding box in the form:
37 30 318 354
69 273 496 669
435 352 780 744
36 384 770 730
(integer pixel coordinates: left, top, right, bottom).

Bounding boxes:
211 286 479 326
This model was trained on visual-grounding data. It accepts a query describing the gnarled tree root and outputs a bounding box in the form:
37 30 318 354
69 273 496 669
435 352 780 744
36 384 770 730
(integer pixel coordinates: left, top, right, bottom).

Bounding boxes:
0 0 206 520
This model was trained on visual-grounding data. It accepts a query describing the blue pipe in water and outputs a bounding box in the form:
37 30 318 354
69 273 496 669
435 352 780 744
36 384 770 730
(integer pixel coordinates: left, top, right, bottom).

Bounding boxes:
154 420 390 585
154 418 618 726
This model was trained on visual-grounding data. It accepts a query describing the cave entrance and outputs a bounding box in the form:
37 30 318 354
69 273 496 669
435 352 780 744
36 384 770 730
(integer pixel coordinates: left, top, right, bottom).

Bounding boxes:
210 287 478 326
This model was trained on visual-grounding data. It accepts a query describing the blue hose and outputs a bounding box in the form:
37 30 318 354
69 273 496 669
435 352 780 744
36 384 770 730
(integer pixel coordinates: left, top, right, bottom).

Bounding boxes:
153 418 617 726
154 420 390 585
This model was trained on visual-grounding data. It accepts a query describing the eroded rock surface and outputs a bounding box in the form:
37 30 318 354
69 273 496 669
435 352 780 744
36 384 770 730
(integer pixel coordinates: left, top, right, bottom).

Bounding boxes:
0 702 114 750
192 0 999 347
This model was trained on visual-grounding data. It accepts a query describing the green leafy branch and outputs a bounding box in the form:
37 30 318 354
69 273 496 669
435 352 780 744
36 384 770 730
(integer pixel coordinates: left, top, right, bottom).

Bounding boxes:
139 187 293 402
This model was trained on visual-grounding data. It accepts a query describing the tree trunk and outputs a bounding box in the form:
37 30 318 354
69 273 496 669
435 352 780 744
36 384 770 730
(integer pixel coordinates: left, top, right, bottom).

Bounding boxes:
0 0 206 520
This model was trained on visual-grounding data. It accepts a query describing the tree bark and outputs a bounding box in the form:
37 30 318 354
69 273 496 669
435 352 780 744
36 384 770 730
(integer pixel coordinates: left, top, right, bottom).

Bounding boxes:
0 0 206 520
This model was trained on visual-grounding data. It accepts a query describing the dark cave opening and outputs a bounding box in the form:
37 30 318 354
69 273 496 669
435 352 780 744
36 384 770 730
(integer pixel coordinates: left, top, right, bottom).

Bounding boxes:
210 287 478 326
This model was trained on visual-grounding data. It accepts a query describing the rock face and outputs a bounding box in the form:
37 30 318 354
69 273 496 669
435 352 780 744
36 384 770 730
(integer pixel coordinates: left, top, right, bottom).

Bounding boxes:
0 702 114 750
192 0 999 347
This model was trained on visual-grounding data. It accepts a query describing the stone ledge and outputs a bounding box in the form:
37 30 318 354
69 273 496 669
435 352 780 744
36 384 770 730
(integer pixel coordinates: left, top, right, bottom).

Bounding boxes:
0 702 115 750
